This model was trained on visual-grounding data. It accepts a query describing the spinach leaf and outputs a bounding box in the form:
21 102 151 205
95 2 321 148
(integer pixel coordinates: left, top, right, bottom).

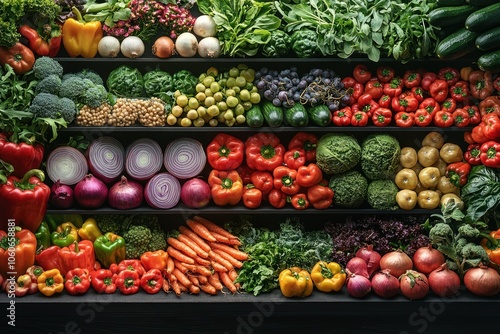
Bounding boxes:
461 165 500 224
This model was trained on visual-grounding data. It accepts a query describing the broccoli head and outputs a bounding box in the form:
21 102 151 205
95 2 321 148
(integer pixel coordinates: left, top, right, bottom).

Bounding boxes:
458 224 481 240
461 243 490 265
29 93 59 118
59 77 94 101
123 225 153 259
96 215 126 235
76 68 104 86
57 97 77 124
35 74 62 95
32 56 63 80
121 215 167 259
429 223 454 246
83 85 108 108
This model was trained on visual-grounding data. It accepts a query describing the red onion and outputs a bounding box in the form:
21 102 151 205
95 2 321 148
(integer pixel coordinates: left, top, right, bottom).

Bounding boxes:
74 174 108 209
399 270 429 300
164 138 206 180
180 178 211 208
87 136 125 184
46 146 88 186
346 272 372 298
346 257 369 278
144 172 181 209
355 245 381 277
380 250 413 278
464 264 500 297
49 180 74 209
428 263 460 297
125 138 163 181
108 175 143 209
412 244 445 275
371 269 400 298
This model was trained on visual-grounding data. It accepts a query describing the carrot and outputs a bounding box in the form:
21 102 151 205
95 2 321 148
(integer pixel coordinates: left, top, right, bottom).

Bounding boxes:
162 278 170 293
192 215 240 242
200 283 218 295
207 242 249 261
208 231 230 244
166 273 181 296
177 234 209 258
173 259 188 273
219 271 238 294
188 275 200 287
211 261 228 273
167 246 195 264
188 284 200 294
208 272 223 291
186 219 217 242
183 263 212 277
228 269 238 281
178 226 211 253
208 250 234 271
173 268 192 288
213 249 244 268
167 237 198 258
178 282 188 292
198 275 208 285
194 255 211 267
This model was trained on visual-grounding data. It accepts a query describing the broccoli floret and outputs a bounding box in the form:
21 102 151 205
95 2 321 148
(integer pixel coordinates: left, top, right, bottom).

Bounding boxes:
32 56 63 80
455 237 468 255
121 215 167 259
149 232 167 252
458 224 481 239
461 243 490 264
59 76 88 100
123 225 152 259
83 85 108 108
57 97 77 124
62 73 78 81
76 68 104 86
96 215 126 234
35 74 62 95
429 223 454 246
29 93 59 118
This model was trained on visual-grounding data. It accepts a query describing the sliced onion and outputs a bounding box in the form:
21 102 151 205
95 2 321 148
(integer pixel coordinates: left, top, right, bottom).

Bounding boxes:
125 138 163 181
164 138 206 179
87 136 125 184
144 172 181 209
46 146 88 186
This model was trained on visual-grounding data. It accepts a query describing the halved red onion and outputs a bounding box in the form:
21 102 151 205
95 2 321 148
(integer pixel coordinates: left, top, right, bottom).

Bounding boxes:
87 136 125 184
144 172 181 209
46 146 88 186
125 138 163 181
163 138 206 179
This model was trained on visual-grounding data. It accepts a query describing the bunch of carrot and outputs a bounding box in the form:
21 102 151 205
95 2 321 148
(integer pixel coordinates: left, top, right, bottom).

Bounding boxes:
162 216 248 296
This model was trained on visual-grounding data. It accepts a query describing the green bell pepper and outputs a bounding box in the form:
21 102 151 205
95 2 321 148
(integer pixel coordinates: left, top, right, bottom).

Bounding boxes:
50 223 79 247
94 232 126 269
34 221 51 251
46 214 84 229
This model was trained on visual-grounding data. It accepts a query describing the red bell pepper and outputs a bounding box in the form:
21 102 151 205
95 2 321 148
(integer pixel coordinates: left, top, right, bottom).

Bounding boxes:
394 111 415 128
445 162 471 187
480 141 500 168
415 109 433 127
91 268 117 294
376 66 395 83
372 108 392 127
65 268 91 295
35 245 62 272
391 92 419 113
208 170 243 206
250 171 274 195
18 24 62 57
3 275 30 297
0 227 36 278
438 67 460 86
378 94 391 108
116 269 140 295
351 111 369 126
26 265 44 293
59 240 95 276
434 110 454 128
332 107 352 126
383 77 403 97
352 64 371 84
421 72 437 91
242 185 262 209
465 105 481 125
0 133 44 179
110 259 145 277
482 113 500 140
464 131 475 145
355 93 379 117
452 108 470 128
469 70 494 100
410 86 425 103
288 132 318 162
464 144 482 165
267 188 287 209
206 133 244 171
342 77 364 105
471 123 490 144
296 163 323 188
306 180 334 210
364 79 384 99
236 165 254 185
0 42 35 75
290 193 310 210
273 166 300 195
419 97 440 117
283 149 306 169
245 133 285 171
429 79 449 103
0 168 49 233
342 76 357 88
440 98 457 114
140 268 164 294
450 81 469 102
494 76 500 93
479 96 500 117
403 70 422 88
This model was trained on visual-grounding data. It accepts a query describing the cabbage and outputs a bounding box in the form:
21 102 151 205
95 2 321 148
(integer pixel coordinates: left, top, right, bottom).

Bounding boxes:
360 134 400 180
106 65 144 98
316 133 361 175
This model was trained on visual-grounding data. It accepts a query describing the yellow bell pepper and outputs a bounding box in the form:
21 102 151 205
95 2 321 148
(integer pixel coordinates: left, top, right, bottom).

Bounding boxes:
310 261 346 292
78 218 103 242
62 7 103 58
37 268 64 296
51 222 80 247
278 267 313 298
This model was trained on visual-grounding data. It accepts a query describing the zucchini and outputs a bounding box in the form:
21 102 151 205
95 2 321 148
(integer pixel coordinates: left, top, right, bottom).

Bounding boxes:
261 101 283 128
245 104 264 128
435 27 478 60
465 2 500 32
284 104 309 127
476 27 500 50
307 104 332 127
436 23 465 40
428 5 477 27
477 49 500 72
466 0 500 7
437 0 467 6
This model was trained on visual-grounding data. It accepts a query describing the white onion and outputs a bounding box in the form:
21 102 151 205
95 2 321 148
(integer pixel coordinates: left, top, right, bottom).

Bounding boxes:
98 36 121 58
175 32 198 57
193 15 217 38
197 37 221 58
120 36 145 58
164 137 206 179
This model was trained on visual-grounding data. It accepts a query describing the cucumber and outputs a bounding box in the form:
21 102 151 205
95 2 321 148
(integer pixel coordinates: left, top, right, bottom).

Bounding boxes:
284 104 309 127
465 2 500 32
437 0 467 6
477 49 500 72
476 27 500 50
436 23 465 40
245 104 264 128
435 27 478 60
428 5 477 27
307 104 332 127
466 0 500 7
261 101 283 128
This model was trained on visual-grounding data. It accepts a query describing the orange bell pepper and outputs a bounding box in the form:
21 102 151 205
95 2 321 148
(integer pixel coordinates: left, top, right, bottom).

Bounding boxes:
480 229 500 265
0 227 36 278
140 250 169 271
208 170 243 206
37 268 64 297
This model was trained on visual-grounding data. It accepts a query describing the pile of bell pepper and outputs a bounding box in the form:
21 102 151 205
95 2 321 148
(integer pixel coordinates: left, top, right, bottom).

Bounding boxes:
335 65 500 128
206 132 334 210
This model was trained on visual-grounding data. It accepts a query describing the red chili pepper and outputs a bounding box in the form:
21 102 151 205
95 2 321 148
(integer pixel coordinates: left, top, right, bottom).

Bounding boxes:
91 269 117 294
250 171 274 195
290 193 310 210
283 149 306 169
429 79 449 103
438 67 460 86
440 98 457 114
353 64 371 84
116 269 140 295
452 108 470 128
464 144 482 165
372 108 392 127
450 81 470 102
364 79 384 99
480 141 500 168
394 111 415 127
378 94 391 108
410 86 425 103
482 113 500 140
383 77 403 97
351 110 369 126
391 92 419 113
421 72 437 91
140 268 164 294
403 70 422 88
434 110 454 127
288 132 318 162
65 268 91 295
296 163 323 188
465 105 481 125
332 107 352 126
419 97 441 117
415 109 433 127
242 184 262 209
445 162 471 187
267 188 287 209
376 66 395 83
273 166 300 195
